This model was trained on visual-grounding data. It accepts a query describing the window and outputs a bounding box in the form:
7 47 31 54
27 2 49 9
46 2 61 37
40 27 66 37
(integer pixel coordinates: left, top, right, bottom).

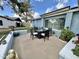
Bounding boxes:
59 18 65 29
0 20 3 26
45 18 65 30
45 20 49 28
51 18 65 30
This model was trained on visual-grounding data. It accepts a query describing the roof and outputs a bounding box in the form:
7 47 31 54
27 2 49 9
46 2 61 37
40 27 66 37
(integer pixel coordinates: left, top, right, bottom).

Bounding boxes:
32 18 41 21
0 16 22 22
41 6 79 18
41 6 70 16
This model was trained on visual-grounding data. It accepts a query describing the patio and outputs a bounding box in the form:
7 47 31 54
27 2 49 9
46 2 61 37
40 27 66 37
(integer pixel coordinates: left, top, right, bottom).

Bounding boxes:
13 33 66 59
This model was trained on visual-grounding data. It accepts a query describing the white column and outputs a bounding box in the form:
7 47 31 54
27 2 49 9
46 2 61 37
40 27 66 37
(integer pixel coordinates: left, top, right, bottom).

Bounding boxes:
65 12 73 29
41 18 45 28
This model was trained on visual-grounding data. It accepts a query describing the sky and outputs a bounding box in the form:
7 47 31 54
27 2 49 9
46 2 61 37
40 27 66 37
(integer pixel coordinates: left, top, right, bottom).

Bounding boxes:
0 0 78 17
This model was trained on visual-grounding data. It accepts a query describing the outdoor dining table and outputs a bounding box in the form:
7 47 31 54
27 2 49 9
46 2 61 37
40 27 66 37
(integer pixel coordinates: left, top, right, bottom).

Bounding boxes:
35 29 49 39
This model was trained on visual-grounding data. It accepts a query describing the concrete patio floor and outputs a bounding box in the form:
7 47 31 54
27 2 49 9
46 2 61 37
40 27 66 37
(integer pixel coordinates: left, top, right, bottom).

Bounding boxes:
13 33 66 59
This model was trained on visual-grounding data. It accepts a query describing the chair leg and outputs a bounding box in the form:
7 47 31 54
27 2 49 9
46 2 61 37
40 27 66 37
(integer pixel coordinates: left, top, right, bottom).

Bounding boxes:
47 37 49 40
44 37 45 42
45 37 49 40
30 35 34 40
32 35 34 40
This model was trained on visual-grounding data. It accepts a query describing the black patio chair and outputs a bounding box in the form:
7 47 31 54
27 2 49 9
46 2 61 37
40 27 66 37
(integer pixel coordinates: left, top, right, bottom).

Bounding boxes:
30 28 38 40
45 30 50 40
37 30 49 41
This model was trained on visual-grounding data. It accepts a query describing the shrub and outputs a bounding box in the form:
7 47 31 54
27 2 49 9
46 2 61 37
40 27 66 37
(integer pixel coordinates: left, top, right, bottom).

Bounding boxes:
9 26 15 31
72 45 79 57
60 28 75 42
0 31 10 45
20 23 25 27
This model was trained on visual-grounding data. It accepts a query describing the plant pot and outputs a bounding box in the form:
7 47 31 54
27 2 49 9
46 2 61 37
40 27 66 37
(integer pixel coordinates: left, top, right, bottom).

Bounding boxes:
77 36 79 43
76 34 79 44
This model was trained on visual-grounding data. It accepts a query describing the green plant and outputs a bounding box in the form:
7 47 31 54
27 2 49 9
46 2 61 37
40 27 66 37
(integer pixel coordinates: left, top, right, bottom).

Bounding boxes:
20 24 25 27
60 28 75 42
9 26 15 31
0 31 10 40
0 31 10 45
72 45 79 57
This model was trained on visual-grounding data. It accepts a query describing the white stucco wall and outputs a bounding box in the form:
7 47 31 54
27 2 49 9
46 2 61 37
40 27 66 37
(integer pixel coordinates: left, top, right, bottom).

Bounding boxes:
71 12 79 34
65 12 79 34
65 12 73 29
0 17 16 28
0 30 27 59
0 32 14 59
32 18 44 28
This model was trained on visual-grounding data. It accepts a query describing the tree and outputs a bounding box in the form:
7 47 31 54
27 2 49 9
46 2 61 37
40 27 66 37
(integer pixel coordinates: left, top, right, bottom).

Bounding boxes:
0 0 33 21
12 0 33 21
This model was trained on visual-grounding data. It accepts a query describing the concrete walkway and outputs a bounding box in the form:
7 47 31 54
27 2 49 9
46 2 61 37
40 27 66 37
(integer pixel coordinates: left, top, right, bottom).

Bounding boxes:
13 34 66 59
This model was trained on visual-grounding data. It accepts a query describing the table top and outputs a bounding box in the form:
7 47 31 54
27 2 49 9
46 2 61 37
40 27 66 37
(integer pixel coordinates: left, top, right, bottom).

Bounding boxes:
33 32 38 35
36 29 49 32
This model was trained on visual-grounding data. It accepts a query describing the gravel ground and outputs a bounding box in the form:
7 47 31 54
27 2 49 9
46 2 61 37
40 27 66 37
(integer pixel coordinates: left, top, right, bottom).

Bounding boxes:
13 33 66 59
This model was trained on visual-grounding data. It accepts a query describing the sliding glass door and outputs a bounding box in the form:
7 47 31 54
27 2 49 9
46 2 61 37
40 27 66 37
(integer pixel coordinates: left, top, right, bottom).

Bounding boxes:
45 18 65 30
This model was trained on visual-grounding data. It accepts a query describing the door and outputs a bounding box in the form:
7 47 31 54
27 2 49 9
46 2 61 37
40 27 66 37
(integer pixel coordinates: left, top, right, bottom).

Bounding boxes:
16 22 20 27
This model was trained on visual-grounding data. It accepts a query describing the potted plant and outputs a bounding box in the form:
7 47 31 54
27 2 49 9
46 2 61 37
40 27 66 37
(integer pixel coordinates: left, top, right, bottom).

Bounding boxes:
76 34 79 43
60 28 75 42
72 44 79 57
72 34 79 57
72 34 79 44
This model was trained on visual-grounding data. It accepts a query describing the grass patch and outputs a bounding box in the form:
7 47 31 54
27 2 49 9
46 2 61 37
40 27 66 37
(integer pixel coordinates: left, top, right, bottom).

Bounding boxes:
0 31 10 39
14 27 31 33
0 31 10 45
14 27 27 30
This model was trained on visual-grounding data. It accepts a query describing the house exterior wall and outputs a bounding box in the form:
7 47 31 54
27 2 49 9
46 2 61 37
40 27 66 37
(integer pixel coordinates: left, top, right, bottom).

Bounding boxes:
62 12 79 34
43 11 79 34
0 17 16 28
70 12 79 34
41 7 79 37
32 18 44 28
